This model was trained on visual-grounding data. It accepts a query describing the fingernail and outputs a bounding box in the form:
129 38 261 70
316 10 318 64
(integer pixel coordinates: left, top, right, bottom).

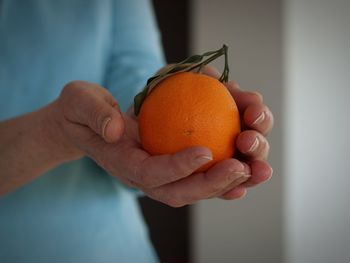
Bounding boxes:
102 117 112 139
252 111 265 126
248 137 259 152
227 162 247 180
228 172 250 182
193 155 213 167
242 173 252 178
229 161 245 172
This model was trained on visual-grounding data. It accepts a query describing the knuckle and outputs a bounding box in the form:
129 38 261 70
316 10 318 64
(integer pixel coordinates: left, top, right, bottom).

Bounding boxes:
63 81 100 100
60 81 88 109
62 81 84 96
61 81 76 93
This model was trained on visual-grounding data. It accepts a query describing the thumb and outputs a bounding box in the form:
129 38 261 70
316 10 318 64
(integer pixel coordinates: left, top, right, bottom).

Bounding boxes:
101 103 125 143
80 100 124 143
61 82 125 143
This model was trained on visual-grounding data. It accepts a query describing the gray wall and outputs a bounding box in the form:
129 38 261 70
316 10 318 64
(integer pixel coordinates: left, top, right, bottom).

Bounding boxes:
191 0 350 263
284 0 350 262
191 1 284 263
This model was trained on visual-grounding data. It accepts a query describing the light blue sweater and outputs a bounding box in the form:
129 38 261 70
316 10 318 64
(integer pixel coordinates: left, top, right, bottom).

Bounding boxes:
0 0 164 262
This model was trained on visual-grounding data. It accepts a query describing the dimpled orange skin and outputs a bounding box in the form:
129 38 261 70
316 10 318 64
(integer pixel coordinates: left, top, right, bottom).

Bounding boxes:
138 72 241 172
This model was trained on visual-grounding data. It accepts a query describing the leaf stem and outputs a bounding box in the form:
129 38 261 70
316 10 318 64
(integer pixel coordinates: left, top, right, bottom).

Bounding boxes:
219 45 229 82
134 44 230 115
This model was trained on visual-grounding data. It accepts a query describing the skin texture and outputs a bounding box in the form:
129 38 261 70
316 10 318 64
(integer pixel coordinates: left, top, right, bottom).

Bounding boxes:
0 67 273 206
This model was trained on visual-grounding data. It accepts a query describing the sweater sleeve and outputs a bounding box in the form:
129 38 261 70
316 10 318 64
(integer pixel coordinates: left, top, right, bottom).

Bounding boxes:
103 0 165 112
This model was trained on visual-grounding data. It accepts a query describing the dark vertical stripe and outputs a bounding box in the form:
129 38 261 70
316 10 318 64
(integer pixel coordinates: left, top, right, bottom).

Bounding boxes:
139 1 191 262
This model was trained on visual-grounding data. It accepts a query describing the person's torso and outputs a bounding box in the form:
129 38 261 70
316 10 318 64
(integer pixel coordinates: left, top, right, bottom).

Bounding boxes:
0 0 112 118
0 1 157 262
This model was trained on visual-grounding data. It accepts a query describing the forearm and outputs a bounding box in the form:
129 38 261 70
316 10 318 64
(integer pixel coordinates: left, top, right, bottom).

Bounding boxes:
0 102 81 195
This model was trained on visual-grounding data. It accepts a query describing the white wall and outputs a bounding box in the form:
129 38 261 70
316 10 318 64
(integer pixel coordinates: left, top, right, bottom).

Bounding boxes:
284 0 350 263
191 1 284 263
191 1 350 263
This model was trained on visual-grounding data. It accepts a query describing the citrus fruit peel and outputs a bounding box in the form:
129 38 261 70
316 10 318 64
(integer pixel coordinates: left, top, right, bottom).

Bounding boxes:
134 45 241 172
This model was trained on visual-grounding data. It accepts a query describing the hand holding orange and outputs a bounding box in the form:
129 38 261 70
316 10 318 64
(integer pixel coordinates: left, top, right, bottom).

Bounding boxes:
127 45 273 203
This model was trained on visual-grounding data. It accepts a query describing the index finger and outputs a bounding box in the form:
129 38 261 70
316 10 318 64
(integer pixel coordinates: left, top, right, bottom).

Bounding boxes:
132 146 213 188
76 130 212 189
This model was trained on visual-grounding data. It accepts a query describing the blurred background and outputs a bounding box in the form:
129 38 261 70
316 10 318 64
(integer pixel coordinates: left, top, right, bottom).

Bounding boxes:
140 0 350 262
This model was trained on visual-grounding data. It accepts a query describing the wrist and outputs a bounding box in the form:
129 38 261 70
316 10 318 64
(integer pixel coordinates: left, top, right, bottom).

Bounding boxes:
40 101 83 163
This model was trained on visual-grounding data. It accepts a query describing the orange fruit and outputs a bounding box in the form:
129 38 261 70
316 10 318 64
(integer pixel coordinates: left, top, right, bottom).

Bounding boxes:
138 72 241 171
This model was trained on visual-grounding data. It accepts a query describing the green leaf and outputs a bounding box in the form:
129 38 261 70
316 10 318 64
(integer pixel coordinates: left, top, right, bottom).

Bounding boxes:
180 54 203 64
168 63 193 74
146 75 160 85
134 91 147 116
133 44 230 116
202 50 219 57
